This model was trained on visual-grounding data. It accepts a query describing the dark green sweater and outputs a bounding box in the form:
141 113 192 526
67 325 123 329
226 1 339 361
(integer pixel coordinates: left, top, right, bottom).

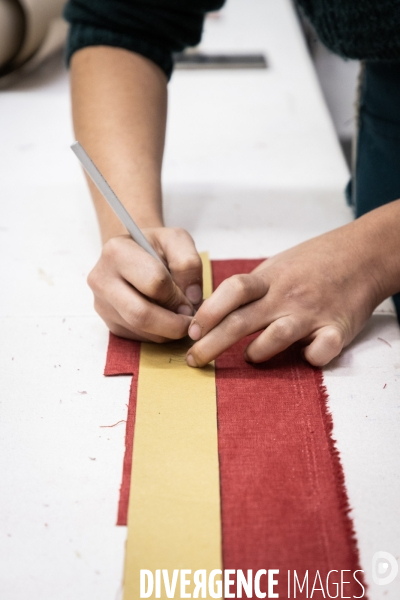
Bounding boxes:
64 0 400 79
299 0 400 63
64 0 225 79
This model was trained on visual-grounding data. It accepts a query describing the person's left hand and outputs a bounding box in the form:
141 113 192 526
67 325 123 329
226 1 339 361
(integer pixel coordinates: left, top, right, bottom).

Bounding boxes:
186 222 386 368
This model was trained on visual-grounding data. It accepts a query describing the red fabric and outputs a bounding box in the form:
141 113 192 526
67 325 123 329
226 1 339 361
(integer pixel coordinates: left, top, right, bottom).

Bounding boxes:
212 260 365 598
105 260 366 599
104 334 140 525
104 333 140 377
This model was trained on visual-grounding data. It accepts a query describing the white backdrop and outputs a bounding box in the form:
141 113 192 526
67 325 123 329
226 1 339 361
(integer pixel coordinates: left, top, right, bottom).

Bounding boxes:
0 1 399 598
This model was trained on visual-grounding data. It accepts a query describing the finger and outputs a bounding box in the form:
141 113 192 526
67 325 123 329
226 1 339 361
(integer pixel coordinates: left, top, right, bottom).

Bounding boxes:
101 278 191 340
158 228 203 306
186 298 268 367
244 316 310 363
303 326 344 366
102 236 193 315
94 298 169 343
188 273 269 342
106 321 168 343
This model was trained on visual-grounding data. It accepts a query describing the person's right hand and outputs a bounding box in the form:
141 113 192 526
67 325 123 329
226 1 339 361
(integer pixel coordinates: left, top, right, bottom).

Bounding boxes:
87 227 203 342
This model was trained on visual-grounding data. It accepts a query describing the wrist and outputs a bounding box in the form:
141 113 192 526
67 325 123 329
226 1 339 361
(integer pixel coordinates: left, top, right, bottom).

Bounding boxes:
100 215 164 245
93 183 164 243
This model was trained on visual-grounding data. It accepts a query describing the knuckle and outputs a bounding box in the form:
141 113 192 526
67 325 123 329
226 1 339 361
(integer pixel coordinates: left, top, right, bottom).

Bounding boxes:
227 310 248 335
87 266 106 295
102 237 120 262
146 266 170 299
171 227 192 241
86 269 97 291
323 328 343 352
225 274 251 297
271 319 295 342
170 254 202 275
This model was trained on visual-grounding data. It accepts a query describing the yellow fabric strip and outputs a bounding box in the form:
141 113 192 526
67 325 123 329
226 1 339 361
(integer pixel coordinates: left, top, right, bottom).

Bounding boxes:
123 253 222 600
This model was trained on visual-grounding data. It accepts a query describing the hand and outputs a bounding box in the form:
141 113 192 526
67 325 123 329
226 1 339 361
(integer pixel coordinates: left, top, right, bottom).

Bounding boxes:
88 227 203 342
186 223 386 367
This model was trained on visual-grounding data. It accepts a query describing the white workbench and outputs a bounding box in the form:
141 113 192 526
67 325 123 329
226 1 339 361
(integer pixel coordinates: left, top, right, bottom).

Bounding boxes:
0 1 399 598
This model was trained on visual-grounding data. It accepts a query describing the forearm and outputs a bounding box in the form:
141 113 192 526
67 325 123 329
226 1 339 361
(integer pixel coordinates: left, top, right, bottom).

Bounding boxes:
70 46 167 243
351 198 400 301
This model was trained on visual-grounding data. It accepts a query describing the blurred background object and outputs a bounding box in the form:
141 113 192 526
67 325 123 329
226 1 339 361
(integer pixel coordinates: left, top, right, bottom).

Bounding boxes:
174 51 267 70
0 0 358 168
0 0 24 67
298 7 359 168
0 0 67 88
313 43 359 168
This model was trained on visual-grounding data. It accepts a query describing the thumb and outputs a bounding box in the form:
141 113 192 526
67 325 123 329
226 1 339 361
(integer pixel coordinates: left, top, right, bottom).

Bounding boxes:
160 228 203 307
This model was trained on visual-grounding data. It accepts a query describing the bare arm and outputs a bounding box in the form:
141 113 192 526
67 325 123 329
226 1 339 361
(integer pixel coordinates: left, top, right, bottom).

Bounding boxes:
70 47 203 341
71 46 166 240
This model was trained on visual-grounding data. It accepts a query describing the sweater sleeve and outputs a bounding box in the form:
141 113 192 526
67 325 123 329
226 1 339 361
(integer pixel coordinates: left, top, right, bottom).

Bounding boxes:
297 0 400 62
63 0 225 80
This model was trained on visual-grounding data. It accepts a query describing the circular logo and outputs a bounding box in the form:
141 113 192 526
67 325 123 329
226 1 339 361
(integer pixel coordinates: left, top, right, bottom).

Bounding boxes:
372 551 399 586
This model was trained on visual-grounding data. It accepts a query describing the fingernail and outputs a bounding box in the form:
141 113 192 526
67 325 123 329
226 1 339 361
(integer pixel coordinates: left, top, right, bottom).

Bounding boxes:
186 353 198 367
177 304 193 316
185 284 202 304
188 322 202 341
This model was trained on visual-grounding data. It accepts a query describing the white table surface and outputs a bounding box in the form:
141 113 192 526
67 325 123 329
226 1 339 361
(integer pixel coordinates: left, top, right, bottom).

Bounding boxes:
0 1 399 598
